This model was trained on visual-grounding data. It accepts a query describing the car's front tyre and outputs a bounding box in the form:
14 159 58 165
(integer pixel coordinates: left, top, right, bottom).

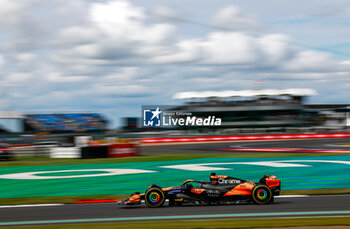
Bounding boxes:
145 186 165 208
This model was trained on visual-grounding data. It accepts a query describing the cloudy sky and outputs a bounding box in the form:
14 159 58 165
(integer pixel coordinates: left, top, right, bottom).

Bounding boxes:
0 0 350 127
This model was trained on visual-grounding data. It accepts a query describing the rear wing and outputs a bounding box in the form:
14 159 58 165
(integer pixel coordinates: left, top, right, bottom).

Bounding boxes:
259 175 280 187
259 174 281 196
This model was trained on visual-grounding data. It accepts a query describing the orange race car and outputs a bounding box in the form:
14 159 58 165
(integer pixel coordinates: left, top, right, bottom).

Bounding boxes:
118 173 281 208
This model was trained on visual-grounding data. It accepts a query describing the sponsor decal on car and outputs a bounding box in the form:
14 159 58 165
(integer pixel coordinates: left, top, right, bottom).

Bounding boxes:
206 189 221 197
266 179 280 187
218 178 241 184
168 189 182 194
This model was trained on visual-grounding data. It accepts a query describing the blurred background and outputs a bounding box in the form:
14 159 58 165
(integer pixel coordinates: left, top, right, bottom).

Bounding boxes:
0 0 349 147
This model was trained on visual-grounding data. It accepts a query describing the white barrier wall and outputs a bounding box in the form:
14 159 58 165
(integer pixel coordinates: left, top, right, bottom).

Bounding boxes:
50 147 80 158
74 136 92 147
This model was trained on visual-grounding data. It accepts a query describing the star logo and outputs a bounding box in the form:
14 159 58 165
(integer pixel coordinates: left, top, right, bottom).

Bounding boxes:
150 107 162 120
143 107 162 127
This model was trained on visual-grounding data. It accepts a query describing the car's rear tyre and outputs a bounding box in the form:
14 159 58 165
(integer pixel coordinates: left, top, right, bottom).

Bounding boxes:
145 187 165 208
252 185 272 204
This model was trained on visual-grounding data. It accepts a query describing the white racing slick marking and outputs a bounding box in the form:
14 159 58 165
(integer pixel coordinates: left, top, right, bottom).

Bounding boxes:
161 160 350 171
161 161 310 171
242 162 309 167
0 169 156 180
162 164 231 171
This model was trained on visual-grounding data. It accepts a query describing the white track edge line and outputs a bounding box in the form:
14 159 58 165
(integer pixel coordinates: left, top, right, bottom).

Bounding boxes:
275 195 309 198
0 204 64 208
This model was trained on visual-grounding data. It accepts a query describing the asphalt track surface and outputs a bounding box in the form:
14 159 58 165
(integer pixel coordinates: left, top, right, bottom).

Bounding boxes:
0 195 350 226
140 138 350 155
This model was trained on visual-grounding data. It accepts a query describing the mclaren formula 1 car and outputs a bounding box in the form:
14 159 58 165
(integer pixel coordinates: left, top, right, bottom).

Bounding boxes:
118 173 281 208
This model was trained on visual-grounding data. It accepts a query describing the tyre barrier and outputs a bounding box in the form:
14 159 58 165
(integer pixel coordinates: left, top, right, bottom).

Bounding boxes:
81 146 108 159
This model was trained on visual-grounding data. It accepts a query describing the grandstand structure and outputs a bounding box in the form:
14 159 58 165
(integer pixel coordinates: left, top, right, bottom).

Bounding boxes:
0 111 108 134
24 113 108 133
305 104 350 128
171 88 322 128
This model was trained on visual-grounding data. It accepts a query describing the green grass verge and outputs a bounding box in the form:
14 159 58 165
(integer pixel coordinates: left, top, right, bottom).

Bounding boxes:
4 217 350 229
1 152 349 167
0 188 349 205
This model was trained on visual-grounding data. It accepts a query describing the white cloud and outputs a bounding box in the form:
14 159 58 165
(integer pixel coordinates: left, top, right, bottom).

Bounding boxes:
90 1 144 27
200 32 260 65
211 6 264 31
150 39 201 63
282 50 336 71
88 0 175 45
0 55 5 67
258 34 295 65
52 0 175 63
311 8 350 17
47 72 90 83
152 6 180 20
5 72 33 83
91 84 151 96
150 32 301 68
55 26 99 46
15 53 36 63
0 0 26 26
101 67 139 82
